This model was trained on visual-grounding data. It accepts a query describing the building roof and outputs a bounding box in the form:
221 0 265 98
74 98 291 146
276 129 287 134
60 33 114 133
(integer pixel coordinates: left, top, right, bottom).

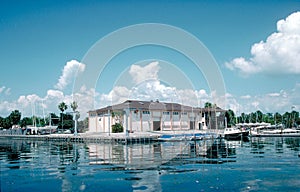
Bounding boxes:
88 100 226 115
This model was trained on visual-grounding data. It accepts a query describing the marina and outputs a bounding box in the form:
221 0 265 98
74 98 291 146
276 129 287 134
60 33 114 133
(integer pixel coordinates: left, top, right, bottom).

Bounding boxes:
1 2 300 192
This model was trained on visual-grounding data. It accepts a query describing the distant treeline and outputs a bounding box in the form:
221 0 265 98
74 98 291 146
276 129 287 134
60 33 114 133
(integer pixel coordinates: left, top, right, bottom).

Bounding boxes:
225 109 300 128
0 110 88 133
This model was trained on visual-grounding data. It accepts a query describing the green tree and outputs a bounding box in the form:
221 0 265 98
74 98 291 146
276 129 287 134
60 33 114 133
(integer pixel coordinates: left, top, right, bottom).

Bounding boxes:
111 111 124 125
0 117 4 128
70 101 78 112
263 113 273 124
78 117 89 133
8 110 21 126
2 118 11 129
58 102 68 131
20 117 32 128
58 113 73 130
50 113 59 125
256 110 263 123
204 102 213 108
274 112 282 125
112 123 123 133
240 113 247 123
291 110 299 127
225 109 235 127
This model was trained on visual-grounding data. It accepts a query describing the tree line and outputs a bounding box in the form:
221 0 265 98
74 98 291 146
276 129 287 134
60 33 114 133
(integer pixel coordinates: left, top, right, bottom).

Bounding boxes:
204 102 300 128
225 109 300 128
0 101 89 133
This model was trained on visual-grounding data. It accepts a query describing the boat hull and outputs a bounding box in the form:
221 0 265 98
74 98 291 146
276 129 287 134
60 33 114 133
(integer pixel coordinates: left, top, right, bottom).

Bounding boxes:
250 128 300 137
224 128 249 140
224 133 242 140
251 133 300 137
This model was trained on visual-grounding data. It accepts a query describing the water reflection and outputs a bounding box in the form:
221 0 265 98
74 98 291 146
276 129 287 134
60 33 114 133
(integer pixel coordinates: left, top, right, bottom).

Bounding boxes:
250 137 300 157
0 137 299 191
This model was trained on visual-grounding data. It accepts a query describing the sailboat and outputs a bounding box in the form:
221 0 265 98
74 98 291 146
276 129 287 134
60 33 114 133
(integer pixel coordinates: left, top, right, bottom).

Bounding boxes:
27 101 57 135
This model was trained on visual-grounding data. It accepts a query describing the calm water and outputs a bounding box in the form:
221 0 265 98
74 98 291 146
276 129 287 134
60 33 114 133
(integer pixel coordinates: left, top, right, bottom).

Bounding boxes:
0 137 300 192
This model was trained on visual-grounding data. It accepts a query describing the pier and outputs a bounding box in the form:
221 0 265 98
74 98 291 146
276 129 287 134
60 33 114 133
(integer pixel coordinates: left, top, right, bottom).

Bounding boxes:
0 128 224 144
0 132 160 144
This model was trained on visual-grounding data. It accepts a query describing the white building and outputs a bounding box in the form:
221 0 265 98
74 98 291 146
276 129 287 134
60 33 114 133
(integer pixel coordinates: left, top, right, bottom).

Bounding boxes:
88 100 225 133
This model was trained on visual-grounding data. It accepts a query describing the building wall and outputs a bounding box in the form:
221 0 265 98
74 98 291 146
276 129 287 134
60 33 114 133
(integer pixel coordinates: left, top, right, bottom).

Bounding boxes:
88 108 225 133
88 115 117 133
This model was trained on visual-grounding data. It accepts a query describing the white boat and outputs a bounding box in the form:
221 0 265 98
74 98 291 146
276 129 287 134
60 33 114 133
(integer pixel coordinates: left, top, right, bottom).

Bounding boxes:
224 127 249 140
251 126 300 137
158 133 204 142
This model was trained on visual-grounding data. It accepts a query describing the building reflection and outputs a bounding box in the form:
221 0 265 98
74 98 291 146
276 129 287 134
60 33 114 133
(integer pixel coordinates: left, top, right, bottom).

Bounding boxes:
250 137 300 156
85 138 239 191
87 139 238 167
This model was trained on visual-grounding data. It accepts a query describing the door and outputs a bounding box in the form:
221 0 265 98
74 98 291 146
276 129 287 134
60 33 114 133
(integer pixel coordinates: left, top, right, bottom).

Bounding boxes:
153 121 161 131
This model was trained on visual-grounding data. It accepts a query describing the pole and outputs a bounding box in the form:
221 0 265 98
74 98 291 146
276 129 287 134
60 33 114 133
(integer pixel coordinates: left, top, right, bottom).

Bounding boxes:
73 112 78 136
125 108 129 137
108 109 111 136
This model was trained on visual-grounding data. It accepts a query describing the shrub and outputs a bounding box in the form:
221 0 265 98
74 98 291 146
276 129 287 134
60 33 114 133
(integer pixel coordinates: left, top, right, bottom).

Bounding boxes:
112 123 123 133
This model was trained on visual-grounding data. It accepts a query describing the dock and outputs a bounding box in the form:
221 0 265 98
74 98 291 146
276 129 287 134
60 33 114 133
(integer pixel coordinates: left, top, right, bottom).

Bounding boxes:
0 132 160 144
0 129 224 144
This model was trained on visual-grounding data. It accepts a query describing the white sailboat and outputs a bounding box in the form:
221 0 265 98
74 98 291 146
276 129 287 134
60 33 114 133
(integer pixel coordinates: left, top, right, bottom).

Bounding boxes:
27 101 57 135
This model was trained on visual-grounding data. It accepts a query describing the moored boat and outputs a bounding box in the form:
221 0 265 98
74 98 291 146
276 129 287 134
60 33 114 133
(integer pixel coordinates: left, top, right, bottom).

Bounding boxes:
224 127 249 140
158 133 204 142
251 126 300 137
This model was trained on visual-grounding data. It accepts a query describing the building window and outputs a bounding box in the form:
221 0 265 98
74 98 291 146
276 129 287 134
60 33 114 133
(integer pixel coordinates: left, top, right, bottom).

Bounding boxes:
142 111 150 114
181 112 187 115
163 112 170 115
89 113 96 117
173 112 179 115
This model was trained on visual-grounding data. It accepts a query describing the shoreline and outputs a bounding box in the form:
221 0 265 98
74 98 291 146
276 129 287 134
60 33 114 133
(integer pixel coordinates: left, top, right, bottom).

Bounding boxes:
0 130 222 144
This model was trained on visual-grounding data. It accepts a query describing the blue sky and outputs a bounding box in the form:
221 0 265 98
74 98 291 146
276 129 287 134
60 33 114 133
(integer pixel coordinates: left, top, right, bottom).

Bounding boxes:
1 0 300 118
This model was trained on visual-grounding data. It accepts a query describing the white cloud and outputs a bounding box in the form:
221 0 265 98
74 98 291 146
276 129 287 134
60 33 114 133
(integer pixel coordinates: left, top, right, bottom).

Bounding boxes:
1 79 299 119
226 11 300 75
100 86 131 106
129 61 160 84
1 59 299 120
46 89 64 100
0 86 11 96
0 60 88 118
268 92 280 97
234 84 300 114
0 86 5 94
4 88 11 95
55 60 86 90
240 95 251 99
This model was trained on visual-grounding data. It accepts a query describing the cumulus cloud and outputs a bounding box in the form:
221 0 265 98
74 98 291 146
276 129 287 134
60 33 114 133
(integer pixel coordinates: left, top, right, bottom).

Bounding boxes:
46 89 64 100
0 86 5 93
99 86 131 106
0 59 89 118
0 86 11 96
226 12 300 75
129 61 160 84
240 95 251 99
1 58 299 119
1 80 299 119
55 60 86 90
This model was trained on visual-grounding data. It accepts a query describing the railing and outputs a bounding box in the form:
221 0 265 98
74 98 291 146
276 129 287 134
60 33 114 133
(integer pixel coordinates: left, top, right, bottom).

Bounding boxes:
0 128 27 135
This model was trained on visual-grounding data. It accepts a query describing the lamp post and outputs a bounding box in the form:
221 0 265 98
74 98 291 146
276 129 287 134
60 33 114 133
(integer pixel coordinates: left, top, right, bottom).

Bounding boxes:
108 109 111 136
73 111 79 136
124 108 129 137
124 102 130 138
